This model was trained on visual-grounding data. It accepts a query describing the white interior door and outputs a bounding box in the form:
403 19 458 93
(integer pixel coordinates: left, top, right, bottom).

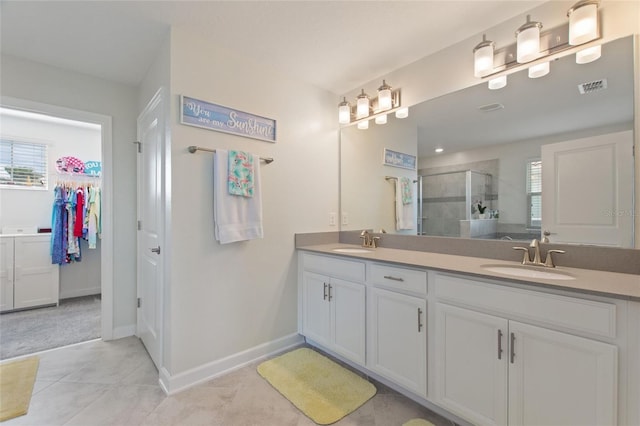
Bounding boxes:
136 89 164 369
541 130 634 247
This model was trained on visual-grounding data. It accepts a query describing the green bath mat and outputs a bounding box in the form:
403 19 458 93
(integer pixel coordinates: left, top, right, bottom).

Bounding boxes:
257 347 376 424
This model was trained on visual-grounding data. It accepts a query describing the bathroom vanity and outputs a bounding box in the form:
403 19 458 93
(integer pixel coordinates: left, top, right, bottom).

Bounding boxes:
297 242 640 426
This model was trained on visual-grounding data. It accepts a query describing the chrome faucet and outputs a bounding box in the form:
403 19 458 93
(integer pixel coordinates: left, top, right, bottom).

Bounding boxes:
513 239 565 268
360 230 381 248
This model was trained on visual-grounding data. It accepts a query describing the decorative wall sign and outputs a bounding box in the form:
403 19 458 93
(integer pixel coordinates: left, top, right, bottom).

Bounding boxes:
383 148 416 170
180 95 277 143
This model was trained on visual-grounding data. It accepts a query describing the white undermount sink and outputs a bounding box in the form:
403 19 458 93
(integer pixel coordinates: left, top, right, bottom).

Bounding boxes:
481 264 576 281
331 248 373 254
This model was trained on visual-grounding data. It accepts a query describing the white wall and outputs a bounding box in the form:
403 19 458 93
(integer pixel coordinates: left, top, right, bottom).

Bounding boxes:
165 27 338 375
0 55 138 330
0 114 102 299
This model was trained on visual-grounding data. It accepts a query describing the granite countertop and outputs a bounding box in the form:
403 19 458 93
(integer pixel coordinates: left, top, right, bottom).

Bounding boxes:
298 243 640 301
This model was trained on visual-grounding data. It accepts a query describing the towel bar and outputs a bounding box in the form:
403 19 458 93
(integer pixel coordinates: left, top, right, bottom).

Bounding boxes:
188 146 274 164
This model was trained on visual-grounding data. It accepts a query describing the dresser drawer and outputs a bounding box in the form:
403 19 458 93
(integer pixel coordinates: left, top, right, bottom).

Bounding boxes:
434 273 616 339
370 263 427 296
302 253 365 282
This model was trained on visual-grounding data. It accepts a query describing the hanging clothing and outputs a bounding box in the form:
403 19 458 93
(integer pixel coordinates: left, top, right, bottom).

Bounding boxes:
74 188 84 237
87 186 101 249
51 186 67 264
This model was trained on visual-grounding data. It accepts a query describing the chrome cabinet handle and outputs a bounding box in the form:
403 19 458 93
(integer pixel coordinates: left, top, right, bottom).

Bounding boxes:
417 308 423 332
328 284 333 301
323 283 327 300
510 332 516 364
384 275 404 282
150 246 161 254
498 329 503 360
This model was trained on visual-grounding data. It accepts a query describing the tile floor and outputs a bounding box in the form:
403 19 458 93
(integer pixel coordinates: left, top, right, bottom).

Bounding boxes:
3 337 456 426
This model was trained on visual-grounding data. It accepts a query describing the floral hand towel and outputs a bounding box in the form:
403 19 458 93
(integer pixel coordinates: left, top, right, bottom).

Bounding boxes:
400 177 412 205
228 150 254 197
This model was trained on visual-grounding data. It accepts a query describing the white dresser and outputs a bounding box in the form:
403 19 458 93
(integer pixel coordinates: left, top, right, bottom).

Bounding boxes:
0 234 59 312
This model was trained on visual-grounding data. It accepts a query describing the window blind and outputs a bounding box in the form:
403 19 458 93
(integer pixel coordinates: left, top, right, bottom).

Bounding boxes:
527 159 542 228
0 139 48 188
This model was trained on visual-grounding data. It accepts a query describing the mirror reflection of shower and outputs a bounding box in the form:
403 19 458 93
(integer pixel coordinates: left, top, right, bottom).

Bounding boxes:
417 170 495 238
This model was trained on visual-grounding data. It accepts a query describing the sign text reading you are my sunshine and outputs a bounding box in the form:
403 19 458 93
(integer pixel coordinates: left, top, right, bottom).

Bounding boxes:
181 96 276 142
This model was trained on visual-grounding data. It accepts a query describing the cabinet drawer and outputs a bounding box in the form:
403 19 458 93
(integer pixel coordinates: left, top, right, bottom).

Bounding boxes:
370 263 427 296
435 273 616 339
302 253 365 282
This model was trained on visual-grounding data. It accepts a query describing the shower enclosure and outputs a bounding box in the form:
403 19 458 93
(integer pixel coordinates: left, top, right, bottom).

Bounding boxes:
417 170 494 238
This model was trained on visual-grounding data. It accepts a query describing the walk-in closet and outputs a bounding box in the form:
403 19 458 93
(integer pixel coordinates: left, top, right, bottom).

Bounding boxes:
0 106 103 360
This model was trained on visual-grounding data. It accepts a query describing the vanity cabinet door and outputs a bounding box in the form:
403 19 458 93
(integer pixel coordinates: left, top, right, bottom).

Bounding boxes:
302 271 331 347
508 321 617 426
331 278 366 365
368 287 427 397
435 303 508 426
302 271 366 365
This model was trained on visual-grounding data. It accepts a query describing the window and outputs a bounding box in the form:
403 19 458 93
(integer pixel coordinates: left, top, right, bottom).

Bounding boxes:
527 159 542 229
0 139 48 189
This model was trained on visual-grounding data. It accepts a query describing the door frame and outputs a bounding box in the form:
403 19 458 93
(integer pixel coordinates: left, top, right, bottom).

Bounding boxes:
0 96 114 339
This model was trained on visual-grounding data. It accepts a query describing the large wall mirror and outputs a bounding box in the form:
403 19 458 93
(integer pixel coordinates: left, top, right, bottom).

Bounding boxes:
340 35 635 248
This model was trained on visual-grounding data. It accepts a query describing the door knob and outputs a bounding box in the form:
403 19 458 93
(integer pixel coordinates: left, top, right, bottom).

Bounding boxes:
150 246 161 254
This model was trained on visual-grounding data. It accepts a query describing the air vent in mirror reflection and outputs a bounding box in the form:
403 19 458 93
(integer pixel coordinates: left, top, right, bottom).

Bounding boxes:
578 78 608 94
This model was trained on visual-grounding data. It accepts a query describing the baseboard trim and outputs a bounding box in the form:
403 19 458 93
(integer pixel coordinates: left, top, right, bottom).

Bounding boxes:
59 288 101 300
111 324 136 340
159 332 304 395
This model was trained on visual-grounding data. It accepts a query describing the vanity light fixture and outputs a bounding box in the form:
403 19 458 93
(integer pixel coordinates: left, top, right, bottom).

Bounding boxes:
473 1 600 87
338 81 403 127
516 15 542 63
338 97 351 124
528 61 550 78
488 75 507 90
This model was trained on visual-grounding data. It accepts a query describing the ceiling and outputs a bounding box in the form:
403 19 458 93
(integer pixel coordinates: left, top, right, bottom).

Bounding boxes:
413 35 634 158
0 0 544 95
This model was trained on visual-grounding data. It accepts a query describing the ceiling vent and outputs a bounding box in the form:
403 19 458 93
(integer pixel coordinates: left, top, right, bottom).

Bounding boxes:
578 78 608 94
477 103 505 112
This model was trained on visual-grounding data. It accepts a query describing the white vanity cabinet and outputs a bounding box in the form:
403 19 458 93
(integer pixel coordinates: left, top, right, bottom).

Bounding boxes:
368 263 428 398
300 253 366 365
434 273 618 426
0 235 59 312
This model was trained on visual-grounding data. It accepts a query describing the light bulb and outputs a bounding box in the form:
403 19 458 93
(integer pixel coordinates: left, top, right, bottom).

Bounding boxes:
435 148 444 153
528 61 550 78
488 76 507 90
395 107 409 119
576 45 601 64
568 1 599 45
375 114 387 125
356 89 370 119
516 16 542 63
338 97 350 124
473 35 495 78
357 120 369 130
377 80 392 110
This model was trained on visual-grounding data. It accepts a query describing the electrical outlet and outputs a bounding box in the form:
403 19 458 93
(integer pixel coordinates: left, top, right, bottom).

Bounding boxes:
329 212 337 226
341 212 348 225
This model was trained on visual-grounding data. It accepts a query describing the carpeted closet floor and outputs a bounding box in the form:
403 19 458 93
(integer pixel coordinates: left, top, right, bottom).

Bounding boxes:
0 295 101 360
